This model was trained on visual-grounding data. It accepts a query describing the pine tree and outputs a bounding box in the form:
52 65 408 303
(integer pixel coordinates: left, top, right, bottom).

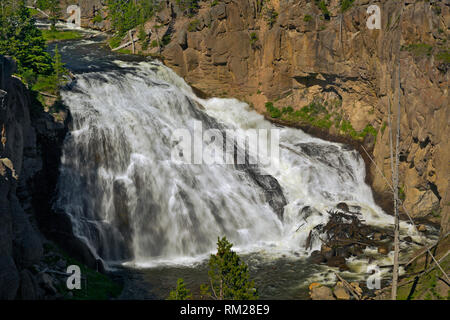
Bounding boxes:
201 237 258 300
167 278 192 300
0 0 53 79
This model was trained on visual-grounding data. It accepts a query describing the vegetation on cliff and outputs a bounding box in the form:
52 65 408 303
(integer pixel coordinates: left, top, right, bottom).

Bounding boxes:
168 237 258 300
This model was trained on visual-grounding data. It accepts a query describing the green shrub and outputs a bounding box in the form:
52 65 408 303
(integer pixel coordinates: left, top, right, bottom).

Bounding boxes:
340 0 355 13
436 50 450 63
161 34 171 46
200 237 258 300
250 32 258 44
303 14 313 22
266 8 278 28
265 102 282 118
401 43 433 57
109 35 122 49
93 13 103 24
188 19 200 32
315 0 330 20
167 278 192 300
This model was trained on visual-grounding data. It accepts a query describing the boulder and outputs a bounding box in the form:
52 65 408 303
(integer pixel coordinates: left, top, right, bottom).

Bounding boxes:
310 285 335 300
378 246 389 255
417 224 427 232
37 273 57 295
403 236 413 243
309 250 326 264
336 202 349 212
18 269 40 300
321 245 334 260
333 282 350 300
0 255 20 299
326 256 349 271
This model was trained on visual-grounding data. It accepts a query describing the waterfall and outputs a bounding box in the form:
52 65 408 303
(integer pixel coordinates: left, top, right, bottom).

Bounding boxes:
56 60 399 267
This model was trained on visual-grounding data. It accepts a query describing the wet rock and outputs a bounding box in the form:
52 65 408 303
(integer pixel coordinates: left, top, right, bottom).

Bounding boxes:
37 273 57 295
417 224 427 232
403 236 413 243
373 232 385 241
350 282 363 296
335 246 351 258
309 250 326 264
310 284 335 300
378 246 389 255
336 202 349 212
0 255 20 299
326 256 349 271
321 245 334 260
333 282 350 300
18 269 39 300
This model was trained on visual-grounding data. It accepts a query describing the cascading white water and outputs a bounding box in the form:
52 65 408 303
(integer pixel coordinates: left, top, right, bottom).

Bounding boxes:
56 60 415 267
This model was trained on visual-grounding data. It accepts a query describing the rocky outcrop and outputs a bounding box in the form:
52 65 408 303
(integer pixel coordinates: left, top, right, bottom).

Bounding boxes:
0 56 44 299
122 0 448 232
0 55 102 299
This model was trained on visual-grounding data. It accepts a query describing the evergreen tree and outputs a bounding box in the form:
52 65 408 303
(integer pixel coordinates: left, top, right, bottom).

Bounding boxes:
0 0 53 80
167 278 192 300
201 237 258 300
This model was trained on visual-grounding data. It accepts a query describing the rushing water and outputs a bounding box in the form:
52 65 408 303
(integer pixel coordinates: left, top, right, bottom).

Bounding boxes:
46 24 429 299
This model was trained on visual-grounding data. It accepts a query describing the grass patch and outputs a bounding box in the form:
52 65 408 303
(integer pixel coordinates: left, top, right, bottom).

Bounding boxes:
250 32 258 45
340 0 355 13
109 35 122 49
436 50 450 64
397 253 449 300
266 100 377 140
188 19 201 32
41 30 83 43
401 43 433 58
304 14 313 22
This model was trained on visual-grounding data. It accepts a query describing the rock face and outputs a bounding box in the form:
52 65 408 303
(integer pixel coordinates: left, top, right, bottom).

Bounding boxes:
0 56 43 299
0 55 100 299
139 0 448 232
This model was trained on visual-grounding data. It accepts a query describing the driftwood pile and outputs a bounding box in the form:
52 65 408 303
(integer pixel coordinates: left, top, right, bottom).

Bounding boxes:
307 209 394 270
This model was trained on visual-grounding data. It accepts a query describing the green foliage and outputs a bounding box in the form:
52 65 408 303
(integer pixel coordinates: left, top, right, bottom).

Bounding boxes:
436 50 450 64
107 0 160 36
167 278 193 300
266 8 278 28
250 32 258 45
109 35 122 49
93 13 103 24
201 237 258 300
36 0 60 31
211 0 219 7
303 14 313 22
41 29 83 42
176 0 200 17
398 186 406 201
150 40 159 48
315 0 330 20
188 19 201 32
0 0 53 80
401 43 433 58
161 34 172 46
340 0 355 13
265 102 281 118
32 45 68 96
